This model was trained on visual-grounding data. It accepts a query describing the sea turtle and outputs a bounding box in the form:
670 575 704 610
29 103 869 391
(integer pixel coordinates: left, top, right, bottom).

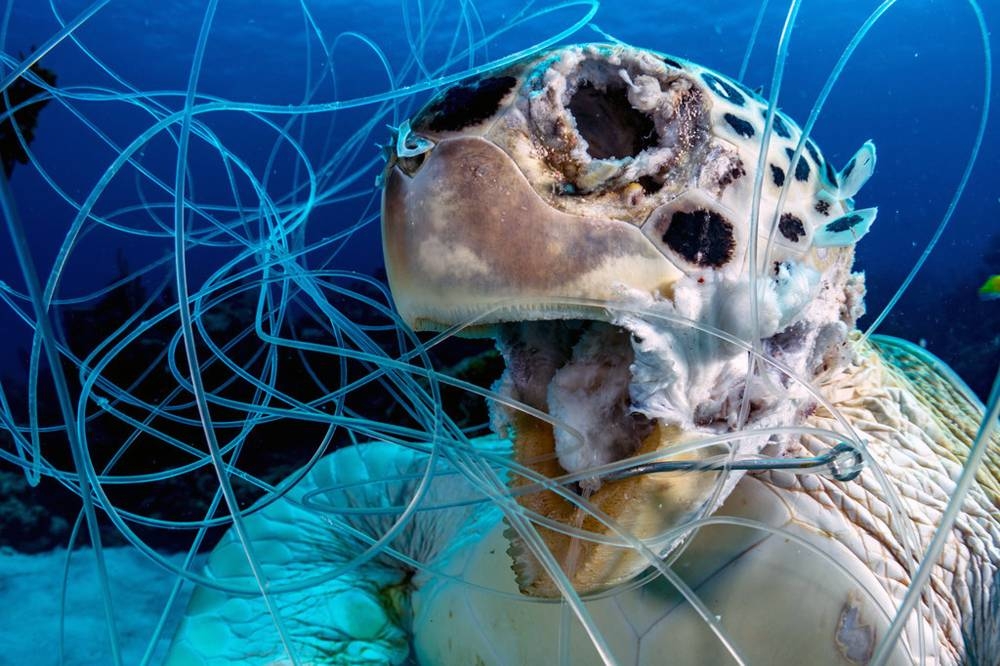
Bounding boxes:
167 44 999 665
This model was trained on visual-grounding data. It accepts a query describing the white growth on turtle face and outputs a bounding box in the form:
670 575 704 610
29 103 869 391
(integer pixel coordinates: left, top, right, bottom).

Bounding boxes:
617 261 851 437
528 255 858 482
546 324 648 488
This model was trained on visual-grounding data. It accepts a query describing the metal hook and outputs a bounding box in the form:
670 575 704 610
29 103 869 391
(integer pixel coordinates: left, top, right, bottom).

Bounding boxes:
603 442 865 483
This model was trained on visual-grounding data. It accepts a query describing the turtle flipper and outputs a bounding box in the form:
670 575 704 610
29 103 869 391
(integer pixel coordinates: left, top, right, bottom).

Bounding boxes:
813 207 877 247
870 334 1000 500
166 440 496 665
837 140 877 199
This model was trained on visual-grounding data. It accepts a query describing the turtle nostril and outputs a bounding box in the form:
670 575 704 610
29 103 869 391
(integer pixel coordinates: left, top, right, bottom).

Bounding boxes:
568 81 658 160
397 152 427 177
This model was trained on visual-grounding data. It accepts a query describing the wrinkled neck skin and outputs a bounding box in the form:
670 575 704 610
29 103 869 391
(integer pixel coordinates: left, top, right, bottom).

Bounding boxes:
774 337 1000 665
489 247 868 595
488 259 998 663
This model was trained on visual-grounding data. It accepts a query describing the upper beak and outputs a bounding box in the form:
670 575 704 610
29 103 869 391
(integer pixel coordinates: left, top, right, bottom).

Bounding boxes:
381 136 681 332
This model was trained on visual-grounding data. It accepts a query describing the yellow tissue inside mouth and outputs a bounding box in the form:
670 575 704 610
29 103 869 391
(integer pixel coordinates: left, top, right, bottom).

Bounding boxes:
492 319 724 598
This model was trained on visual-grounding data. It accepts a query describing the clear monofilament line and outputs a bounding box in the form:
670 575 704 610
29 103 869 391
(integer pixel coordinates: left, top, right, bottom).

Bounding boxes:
0 142 123 665
603 441 864 483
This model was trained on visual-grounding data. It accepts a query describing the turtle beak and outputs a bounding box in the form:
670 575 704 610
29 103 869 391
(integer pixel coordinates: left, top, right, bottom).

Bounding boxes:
381 136 680 332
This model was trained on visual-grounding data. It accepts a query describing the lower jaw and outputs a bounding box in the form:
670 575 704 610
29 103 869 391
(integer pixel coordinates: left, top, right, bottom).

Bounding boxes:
492 320 724 597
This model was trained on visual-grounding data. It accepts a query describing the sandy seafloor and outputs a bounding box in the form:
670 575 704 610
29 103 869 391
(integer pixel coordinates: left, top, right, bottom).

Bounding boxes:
0 548 195 665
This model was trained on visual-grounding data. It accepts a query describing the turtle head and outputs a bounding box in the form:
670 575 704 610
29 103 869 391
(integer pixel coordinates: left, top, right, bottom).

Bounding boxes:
381 44 873 597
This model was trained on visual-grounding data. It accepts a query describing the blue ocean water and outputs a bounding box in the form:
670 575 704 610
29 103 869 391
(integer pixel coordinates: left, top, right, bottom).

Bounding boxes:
3 0 998 395
0 1 998 663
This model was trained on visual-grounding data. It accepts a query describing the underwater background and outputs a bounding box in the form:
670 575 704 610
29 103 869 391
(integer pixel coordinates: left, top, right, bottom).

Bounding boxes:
0 0 998 664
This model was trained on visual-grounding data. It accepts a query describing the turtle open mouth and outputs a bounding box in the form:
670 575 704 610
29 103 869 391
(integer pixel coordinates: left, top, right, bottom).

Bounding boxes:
493 319 653 494
483 312 731 598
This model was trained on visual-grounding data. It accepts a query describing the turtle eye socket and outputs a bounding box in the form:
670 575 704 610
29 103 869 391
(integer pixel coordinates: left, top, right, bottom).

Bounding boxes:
567 80 658 160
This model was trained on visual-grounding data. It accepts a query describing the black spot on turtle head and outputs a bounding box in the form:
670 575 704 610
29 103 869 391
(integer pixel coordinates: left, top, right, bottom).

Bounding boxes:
785 147 811 182
638 175 663 194
724 113 755 139
824 160 838 188
423 76 517 132
814 199 831 216
702 72 746 106
660 56 684 69
842 158 856 181
718 158 746 189
662 209 736 268
826 213 863 233
764 110 792 139
804 139 822 166
770 164 785 187
779 213 806 242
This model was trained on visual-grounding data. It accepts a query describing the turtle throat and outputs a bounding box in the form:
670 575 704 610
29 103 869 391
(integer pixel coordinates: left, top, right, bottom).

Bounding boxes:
492 320 654 491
